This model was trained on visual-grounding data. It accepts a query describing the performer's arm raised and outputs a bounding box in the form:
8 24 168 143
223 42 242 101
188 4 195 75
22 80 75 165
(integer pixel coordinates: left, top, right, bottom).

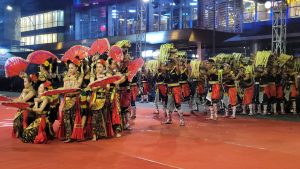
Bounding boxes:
31 97 49 114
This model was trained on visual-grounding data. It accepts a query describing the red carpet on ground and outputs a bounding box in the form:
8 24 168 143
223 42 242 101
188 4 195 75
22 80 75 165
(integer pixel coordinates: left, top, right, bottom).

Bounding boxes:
1 103 300 169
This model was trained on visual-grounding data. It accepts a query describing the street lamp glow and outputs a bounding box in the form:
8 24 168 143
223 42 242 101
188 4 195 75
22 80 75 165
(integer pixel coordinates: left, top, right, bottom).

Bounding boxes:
265 1 271 9
143 0 150 3
190 2 197 6
6 5 13 11
128 9 136 13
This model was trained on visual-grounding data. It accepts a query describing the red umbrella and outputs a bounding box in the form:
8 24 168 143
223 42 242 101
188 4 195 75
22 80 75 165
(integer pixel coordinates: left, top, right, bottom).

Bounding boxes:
2 102 30 109
5 57 29 78
62 45 90 62
108 45 123 62
128 57 144 82
27 50 58 64
89 38 110 56
89 75 122 88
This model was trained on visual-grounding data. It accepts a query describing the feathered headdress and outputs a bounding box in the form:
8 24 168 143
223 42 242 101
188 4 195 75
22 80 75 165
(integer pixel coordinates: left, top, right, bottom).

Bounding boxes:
145 60 159 74
115 40 131 49
255 51 272 67
278 54 293 67
190 59 202 78
158 43 175 64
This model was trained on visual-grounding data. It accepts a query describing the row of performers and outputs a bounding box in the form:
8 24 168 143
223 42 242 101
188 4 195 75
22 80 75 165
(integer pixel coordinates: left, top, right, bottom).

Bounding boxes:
12 57 140 143
142 58 298 122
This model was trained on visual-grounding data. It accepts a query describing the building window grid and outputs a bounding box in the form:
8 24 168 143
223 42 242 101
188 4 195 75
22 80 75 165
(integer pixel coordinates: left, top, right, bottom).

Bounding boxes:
78 6 107 39
243 1 300 23
75 0 198 40
243 0 255 23
20 10 64 32
289 2 300 17
200 0 241 33
21 33 62 46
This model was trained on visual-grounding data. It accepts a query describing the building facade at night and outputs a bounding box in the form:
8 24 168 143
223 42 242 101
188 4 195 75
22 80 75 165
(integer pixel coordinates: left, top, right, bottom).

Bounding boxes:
1 0 300 60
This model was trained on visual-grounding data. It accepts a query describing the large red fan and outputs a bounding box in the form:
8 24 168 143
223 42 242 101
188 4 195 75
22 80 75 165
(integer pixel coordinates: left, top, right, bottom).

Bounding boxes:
89 38 110 56
0 95 12 102
89 75 122 88
128 57 144 82
108 45 123 62
62 45 90 62
27 50 58 64
42 88 81 96
2 102 30 109
5 57 29 78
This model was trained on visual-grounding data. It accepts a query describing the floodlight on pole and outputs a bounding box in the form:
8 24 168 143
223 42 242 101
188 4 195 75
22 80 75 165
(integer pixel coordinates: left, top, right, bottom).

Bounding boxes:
265 1 271 9
143 0 150 3
6 5 13 11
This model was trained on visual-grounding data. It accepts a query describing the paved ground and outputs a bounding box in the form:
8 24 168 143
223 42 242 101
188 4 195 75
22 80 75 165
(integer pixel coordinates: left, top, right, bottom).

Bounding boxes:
0 101 300 169
0 91 20 97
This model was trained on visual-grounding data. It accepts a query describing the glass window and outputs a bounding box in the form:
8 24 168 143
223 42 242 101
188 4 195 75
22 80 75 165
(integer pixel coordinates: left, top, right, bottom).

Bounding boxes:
58 10 64 26
21 33 60 46
160 1 172 31
21 36 35 46
53 33 58 42
47 34 53 43
57 33 64 42
127 2 137 35
20 18 24 32
20 10 64 32
172 3 180 29
200 0 241 32
37 14 44 29
118 5 127 36
21 16 35 32
200 0 214 30
289 1 300 17
152 2 160 32
46 12 53 28
215 1 227 31
76 6 107 39
188 0 198 28
257 1 270 21
53 11 58 27
243 0 256 23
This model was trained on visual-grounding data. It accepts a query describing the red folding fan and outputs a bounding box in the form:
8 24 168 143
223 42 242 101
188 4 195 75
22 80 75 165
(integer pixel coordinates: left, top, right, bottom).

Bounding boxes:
2 102 30 109
128 57 144 82
108 45 123 62
89 75 122 88
27 50 58 64
0 96 12 102
89 38 110 56
5 57 29 78
42 88 81 96
62 45 90 62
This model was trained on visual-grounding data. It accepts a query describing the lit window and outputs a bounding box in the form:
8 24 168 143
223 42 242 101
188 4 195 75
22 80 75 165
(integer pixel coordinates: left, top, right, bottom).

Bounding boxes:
289 1 300 18
257 2 270 21
20 10 64 32
21 33 62 46
53 33 57 42
243 0 255 23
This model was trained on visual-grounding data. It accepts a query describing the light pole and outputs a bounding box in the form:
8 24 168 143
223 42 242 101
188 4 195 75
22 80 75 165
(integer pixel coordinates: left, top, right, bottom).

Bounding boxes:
6 5 13 11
